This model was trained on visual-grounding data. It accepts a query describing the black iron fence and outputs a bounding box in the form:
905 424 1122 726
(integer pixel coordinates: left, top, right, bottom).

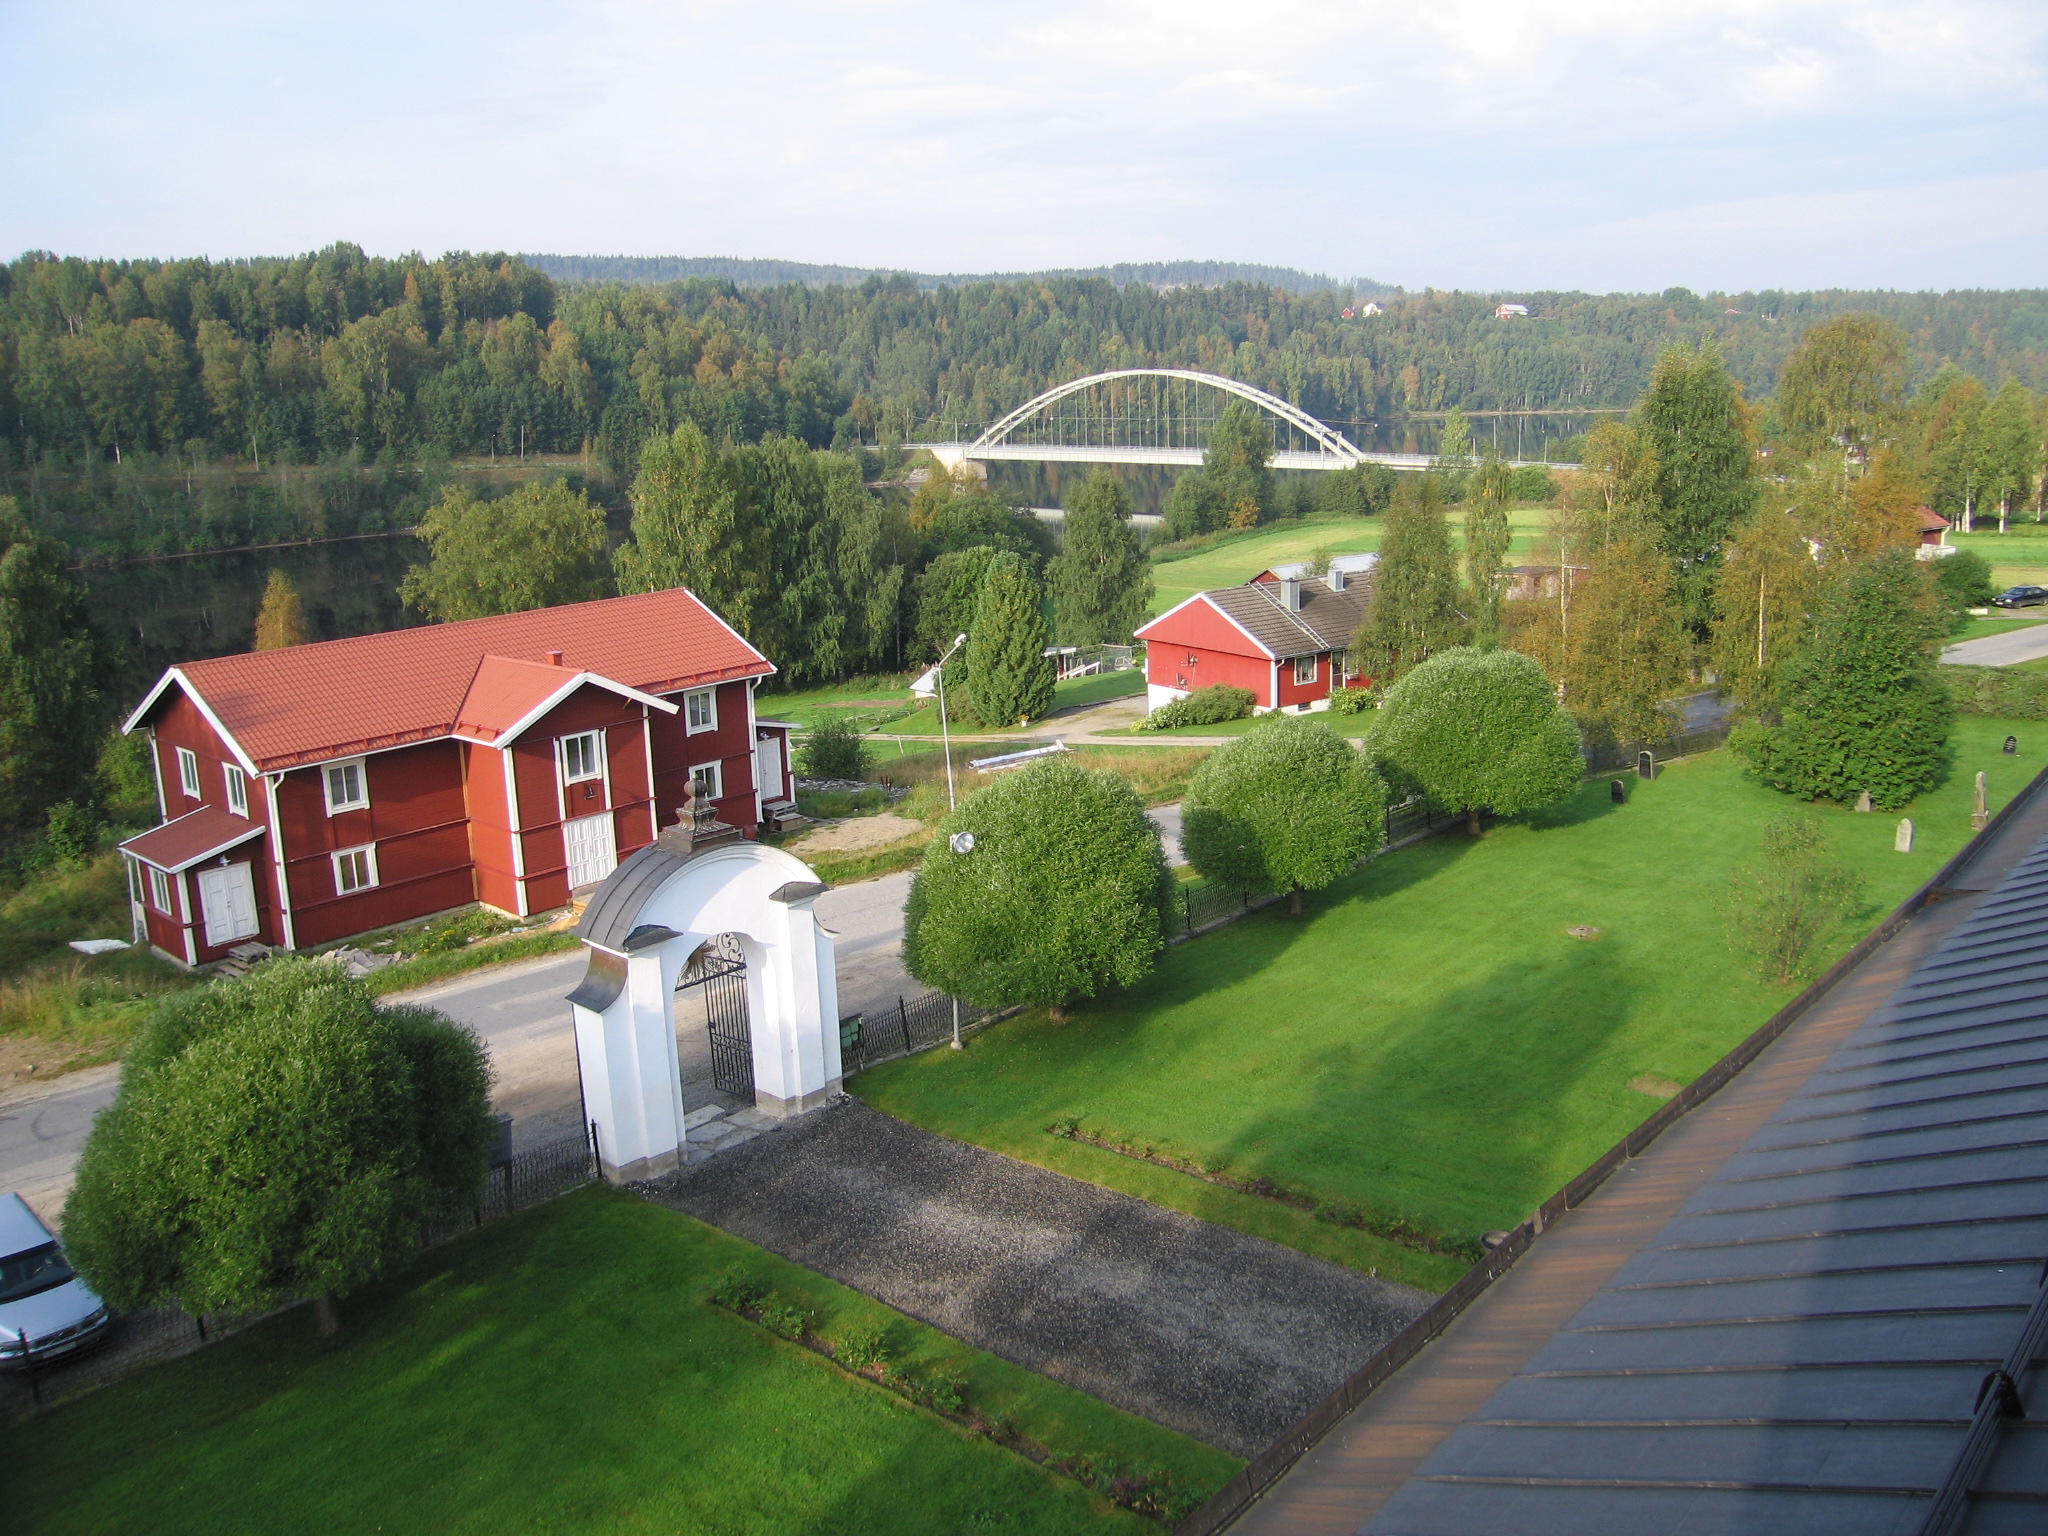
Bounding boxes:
1583 721 1732 777
838 990 1016 1074
5 1124 600 1421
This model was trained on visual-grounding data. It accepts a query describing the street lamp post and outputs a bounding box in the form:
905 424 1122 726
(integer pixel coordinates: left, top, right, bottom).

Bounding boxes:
936 631 970 1050
936 631 967 812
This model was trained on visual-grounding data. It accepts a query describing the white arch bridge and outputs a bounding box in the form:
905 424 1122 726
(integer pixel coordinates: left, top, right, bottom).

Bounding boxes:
913 368 1567 474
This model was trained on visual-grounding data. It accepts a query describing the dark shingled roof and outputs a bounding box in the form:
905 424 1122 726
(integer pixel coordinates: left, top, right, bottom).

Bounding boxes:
1204 574 1373 658
1366 832 2048 1536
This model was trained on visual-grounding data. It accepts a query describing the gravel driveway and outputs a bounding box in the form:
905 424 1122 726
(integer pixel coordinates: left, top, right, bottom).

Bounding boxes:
644 1099 1431 1455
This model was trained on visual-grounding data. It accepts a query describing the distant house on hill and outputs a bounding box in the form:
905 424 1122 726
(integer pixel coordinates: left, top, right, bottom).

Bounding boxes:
118 590 796 967
1134 554 1376 713
1495 303 1529 319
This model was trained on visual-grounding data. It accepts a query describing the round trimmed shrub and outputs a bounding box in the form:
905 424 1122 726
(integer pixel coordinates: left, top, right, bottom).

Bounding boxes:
1371 646 1583 834
903 757 1172 1015
1183 715 1386 913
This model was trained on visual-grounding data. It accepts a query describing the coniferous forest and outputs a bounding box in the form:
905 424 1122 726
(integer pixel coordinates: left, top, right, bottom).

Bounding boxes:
6 244 2046 511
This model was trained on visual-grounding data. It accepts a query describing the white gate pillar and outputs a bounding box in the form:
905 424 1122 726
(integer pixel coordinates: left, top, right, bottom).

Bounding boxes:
566 832 840 1183
753 881 843 1117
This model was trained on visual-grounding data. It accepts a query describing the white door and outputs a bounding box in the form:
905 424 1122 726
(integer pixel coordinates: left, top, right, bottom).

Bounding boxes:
197 863 259 948
754 733 783 802
565 811 618 889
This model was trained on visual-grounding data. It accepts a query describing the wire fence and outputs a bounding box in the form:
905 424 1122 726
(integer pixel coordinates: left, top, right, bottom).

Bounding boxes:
1582 721 1733 777
3 1125 601 1422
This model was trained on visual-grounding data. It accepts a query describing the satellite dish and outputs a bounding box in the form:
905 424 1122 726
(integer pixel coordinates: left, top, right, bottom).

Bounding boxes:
949 832 977 854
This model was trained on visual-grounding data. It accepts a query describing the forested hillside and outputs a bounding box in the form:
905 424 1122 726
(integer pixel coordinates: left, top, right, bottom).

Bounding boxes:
3 244 2045 557
522 255 1368 294
6 245 2045 473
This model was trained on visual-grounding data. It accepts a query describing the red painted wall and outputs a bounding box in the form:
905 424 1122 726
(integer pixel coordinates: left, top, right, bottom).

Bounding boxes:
1274 651 1334 709
648 678 758 832
142 695 279 962
276 740 474 949
1140 601 1278 705
510 686 663 913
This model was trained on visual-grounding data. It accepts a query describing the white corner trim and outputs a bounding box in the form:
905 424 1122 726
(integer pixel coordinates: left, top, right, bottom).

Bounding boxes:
264 773 297 952
128 669 262 776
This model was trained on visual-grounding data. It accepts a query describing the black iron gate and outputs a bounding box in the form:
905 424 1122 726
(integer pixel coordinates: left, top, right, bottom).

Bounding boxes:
677 934 754 1103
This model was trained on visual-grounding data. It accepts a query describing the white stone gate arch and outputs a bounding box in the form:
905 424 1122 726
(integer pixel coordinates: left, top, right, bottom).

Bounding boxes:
568 827 839 1182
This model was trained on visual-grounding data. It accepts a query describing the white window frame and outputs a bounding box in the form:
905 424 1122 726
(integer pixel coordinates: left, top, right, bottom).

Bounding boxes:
559 731 603 785
331 844 379 895
690 761 723 801
1293 654 1318 686
323 758 369 815
684 688 717 734
224 764 249 817
176 746 201 800
147 865 174 915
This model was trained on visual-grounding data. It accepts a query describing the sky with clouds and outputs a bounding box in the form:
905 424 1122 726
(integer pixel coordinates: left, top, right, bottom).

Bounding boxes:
3 0 2043 293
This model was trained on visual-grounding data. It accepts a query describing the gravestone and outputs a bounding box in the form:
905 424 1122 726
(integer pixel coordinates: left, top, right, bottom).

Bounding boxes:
1610 779 1626 804
1636 750 1656 780
1896 819 1914 853
1973 770 1990 831
2006 736 2019 756
1855 790 1873 813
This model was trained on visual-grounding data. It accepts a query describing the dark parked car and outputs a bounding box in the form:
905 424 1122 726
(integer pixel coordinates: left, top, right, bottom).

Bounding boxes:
1993 586 2048 609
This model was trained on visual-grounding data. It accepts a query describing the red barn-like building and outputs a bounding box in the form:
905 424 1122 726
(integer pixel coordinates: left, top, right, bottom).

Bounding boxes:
1134 557 1375 714
117 589 795 968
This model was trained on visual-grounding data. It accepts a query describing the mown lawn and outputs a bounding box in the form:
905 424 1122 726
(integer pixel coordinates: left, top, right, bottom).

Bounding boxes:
1949 524 2048 592
1147 507 1558 615
854 718 2045 1270
4 1188 1238 1536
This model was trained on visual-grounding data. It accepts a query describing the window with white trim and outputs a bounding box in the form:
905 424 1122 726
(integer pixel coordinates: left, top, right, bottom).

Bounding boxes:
224 764 249 817
332 845 378 894
147 865 173 915
690 761 723 801
1293 654 1318 685
323 758 368 815
559 731 603 784
684 689 717 733
176 747 201 799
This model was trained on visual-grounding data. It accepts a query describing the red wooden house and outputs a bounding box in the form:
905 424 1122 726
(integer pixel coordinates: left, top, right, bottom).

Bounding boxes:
117 589 796 968
1134 556 1375 714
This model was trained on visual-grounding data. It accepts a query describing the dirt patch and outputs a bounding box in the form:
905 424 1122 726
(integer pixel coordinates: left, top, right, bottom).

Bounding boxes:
0 1033 106 1094
1629 1074 1683 1100
786 813 927 855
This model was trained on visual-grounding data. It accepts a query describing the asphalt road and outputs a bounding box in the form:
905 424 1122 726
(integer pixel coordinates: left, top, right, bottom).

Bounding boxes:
0 803 1185 1222
1942 621 2048 668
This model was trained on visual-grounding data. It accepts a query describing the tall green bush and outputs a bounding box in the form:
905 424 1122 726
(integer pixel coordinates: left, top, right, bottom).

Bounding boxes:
1183 716 1386 914
1930 548 1996 625
1371 647 1583 835
903 758 1172 1017
1723 815 1865 985
64 960 493 1334
800 717 873 781
966 553 1055 726
1733 549 1950 809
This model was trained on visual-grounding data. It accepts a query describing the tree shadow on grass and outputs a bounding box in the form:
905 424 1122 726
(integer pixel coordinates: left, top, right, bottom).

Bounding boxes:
1204 942 1642 1243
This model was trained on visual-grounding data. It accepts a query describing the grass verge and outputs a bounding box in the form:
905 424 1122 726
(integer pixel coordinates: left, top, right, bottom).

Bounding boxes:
3 1187 1238 1535
852 720 2043 1267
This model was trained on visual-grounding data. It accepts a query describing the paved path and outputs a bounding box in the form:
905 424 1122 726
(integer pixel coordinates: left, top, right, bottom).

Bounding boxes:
1942 619 2048 667
647 1099 1431 1456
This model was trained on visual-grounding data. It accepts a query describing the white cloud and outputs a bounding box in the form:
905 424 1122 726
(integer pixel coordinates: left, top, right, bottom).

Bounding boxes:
1 0 2042 287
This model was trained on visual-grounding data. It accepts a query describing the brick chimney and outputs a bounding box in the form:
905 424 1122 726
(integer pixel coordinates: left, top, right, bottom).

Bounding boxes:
545 650 565 667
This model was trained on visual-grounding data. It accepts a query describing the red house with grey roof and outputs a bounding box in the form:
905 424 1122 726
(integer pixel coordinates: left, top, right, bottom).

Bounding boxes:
117 588 796 968
1134 555 1376 714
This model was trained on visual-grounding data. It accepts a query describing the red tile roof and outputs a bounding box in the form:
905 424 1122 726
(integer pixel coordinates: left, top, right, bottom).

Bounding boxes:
119 805 265 871
454 655 681 745
128 589 772 772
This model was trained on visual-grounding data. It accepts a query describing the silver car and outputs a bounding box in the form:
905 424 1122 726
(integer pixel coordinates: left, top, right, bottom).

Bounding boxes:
0 1192 110 1367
